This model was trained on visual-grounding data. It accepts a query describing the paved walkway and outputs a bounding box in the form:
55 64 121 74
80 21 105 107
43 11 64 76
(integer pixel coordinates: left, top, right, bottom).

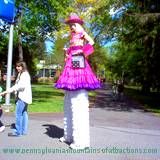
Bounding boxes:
0 83 160 160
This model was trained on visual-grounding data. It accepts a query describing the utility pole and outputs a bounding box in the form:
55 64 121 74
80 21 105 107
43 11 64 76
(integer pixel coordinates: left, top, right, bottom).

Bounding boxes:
0 0 15 111
4 23 14 111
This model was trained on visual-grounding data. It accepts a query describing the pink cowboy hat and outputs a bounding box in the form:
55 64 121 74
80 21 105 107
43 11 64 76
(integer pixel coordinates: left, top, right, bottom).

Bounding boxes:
65 14 84 25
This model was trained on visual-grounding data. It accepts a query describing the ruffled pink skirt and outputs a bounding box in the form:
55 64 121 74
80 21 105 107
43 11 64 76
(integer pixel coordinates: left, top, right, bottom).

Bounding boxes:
55 46 101 91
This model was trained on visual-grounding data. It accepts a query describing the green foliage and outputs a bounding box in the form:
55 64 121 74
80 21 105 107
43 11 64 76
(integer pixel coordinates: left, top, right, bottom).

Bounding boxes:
89 45 110 73
29 84 64 112
49 34 69 66
103 0 160 92
0 0 70 74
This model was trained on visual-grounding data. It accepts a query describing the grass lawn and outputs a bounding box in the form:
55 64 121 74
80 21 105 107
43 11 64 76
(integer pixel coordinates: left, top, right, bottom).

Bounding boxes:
29 84 64 112
124 85 160 115
8 84 97 113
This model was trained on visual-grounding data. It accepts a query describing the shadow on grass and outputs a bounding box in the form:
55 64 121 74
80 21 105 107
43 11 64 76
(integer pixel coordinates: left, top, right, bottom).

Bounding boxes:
33 91 64 99
42 124 63 139
94 91 136 112
94 83 150 112
125 88 160 111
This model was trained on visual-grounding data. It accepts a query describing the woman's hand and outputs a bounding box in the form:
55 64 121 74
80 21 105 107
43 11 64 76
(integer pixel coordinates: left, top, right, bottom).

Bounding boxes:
83 32 94 45
0 91 8 96
63 48 69 61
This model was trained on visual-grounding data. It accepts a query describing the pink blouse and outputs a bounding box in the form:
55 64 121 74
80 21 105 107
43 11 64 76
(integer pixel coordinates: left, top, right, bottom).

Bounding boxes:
70 32 84 46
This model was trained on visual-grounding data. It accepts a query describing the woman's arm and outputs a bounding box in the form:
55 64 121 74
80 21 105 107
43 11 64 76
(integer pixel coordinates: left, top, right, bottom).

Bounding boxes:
0 72 29 95
83 32 94 45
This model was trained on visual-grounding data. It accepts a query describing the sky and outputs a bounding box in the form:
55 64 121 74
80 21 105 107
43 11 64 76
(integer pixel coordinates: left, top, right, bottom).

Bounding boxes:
45 40 53 53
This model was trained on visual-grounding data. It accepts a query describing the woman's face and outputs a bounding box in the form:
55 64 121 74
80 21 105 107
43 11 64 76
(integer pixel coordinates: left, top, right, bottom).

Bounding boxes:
16 65 23 73
69 23 76 32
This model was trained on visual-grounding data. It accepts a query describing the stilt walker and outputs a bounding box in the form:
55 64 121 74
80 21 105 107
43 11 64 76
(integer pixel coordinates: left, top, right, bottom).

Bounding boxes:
55 13 101 149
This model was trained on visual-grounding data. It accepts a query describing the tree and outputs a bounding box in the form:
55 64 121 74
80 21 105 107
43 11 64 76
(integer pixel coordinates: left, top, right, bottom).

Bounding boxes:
14 0 69 61
0 0 70 75
83 0 160 92
109 0 160 92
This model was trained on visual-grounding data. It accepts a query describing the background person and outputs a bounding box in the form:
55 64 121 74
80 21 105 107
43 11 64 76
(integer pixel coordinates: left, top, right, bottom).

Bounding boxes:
0 86 5 132
117 80 124 102
0 107 5 133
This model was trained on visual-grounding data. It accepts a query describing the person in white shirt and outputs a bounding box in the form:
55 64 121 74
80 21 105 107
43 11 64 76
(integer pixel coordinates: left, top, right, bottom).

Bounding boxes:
0 86 5 132
1 61 32 136
0 106 5 132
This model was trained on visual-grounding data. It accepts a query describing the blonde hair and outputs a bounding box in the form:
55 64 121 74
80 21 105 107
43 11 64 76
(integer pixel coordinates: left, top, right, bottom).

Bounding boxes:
75 23 84 33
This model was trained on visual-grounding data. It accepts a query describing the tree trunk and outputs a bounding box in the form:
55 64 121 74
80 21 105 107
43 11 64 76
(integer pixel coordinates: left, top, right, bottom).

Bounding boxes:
18 33 23 61
18 10 23 61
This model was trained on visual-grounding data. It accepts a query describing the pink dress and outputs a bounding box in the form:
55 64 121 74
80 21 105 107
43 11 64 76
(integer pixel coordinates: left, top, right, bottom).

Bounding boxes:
55 32 101 91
